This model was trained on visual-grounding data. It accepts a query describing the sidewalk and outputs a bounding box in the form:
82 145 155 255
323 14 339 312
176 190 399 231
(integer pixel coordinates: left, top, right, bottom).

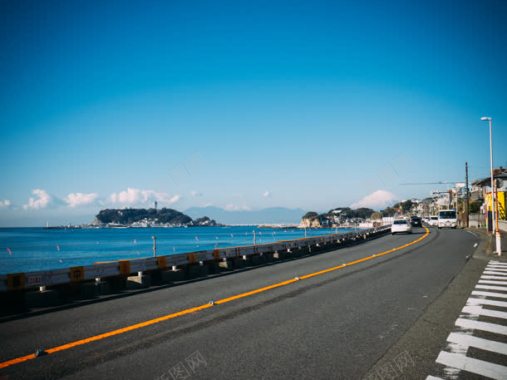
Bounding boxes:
467 227 507 263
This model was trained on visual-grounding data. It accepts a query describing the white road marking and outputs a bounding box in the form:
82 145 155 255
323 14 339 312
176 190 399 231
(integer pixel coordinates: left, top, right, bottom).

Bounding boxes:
447 332 507 355
479 280 507 285
467 297 507 308
436 351 507 380
484 268 507 274
484 271 507 276
472 290 507 299
481 275 507 280
486 268 507 273
425 376 444 380
487 265 507 270
455 318 507 335
462 305 507 320
475 284 507 292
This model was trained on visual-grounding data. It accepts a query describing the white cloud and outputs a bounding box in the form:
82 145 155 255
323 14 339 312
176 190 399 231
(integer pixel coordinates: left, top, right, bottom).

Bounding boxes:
262 191 271 198
350 190 397 210
109 188 181 207
190 190 203 197
23 189 53 210
65 192 99 208
0 199 11 208
224 203 251 211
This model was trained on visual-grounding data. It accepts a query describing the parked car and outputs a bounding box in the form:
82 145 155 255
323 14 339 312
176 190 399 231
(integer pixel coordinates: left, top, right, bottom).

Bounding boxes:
391 219 412 234
410 215 422 227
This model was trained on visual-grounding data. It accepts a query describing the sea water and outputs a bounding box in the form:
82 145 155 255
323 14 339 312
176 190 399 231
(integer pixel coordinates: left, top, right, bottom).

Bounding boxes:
0 226 357 274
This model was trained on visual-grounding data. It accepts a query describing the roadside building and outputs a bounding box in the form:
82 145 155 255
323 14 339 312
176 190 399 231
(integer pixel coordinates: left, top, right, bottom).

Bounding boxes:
471 167 507 231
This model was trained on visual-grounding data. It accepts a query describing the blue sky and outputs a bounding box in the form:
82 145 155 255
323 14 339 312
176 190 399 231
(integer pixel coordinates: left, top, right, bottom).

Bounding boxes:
1 0 506 226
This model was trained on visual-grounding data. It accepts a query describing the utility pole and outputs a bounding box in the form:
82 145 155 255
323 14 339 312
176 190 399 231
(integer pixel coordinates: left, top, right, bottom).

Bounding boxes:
465 162 469 228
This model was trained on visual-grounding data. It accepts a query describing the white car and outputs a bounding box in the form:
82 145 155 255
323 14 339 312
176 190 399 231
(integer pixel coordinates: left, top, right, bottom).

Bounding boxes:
429 216 438 227
391 219 412 234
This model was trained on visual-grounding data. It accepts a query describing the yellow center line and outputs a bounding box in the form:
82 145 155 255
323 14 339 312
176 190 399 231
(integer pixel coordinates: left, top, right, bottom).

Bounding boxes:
0 227 430 370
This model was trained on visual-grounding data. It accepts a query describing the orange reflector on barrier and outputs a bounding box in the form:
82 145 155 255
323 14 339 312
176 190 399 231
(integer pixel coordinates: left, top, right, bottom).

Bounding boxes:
7 273 25 290
118 261 131 276
69 267 84 282
212 249 221 260
187 253 197 264
156 256 167 269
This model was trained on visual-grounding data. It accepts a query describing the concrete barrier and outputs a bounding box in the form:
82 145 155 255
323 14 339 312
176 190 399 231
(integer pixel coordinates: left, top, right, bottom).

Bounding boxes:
0 226 391 312
127 271 152 289
160 268 185 283
25 286 61 309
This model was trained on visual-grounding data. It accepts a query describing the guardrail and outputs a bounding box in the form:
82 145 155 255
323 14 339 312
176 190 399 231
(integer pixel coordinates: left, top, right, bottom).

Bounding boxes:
0 226 390 293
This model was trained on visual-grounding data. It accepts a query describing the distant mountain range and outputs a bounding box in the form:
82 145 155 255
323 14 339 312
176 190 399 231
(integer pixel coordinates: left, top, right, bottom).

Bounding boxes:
184 207 306 225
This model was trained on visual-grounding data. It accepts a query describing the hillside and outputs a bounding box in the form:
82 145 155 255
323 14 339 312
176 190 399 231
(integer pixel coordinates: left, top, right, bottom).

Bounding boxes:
300 207 376 227
94 208 219 227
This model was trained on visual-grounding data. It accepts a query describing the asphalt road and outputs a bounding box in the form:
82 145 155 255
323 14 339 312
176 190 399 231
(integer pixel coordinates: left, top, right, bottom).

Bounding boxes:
0 227 479 380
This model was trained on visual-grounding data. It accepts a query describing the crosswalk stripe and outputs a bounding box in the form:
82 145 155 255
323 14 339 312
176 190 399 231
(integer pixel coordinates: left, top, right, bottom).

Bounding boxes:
462 305 507 320
472 290 507 299
447 332 507 355
479 280 507 285
476 284 507 292
486 266 507 272
481 275 507 280
456 318 507 335
467 297 507 308
436 351 507 380
484 271 507 276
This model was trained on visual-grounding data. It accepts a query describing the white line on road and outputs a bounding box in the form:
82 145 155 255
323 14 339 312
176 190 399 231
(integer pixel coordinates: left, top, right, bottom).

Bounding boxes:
488 265 507 269
425 376 444 380
447 332 507 355
472 290 507 299
484 271 507 276
455 318 507 335
484 268 507 274
476 284 507 292
436 351 507 380
462 305 507 320
479 280 507 285
486 268 507 273
481 275 507 280
467 297 507 308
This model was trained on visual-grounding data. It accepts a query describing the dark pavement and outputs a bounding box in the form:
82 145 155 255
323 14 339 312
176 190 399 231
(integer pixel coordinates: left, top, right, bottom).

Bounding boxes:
0 228 479 380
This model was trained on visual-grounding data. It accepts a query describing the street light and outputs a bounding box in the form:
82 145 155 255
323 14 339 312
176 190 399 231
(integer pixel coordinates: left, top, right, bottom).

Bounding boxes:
481 116 502 255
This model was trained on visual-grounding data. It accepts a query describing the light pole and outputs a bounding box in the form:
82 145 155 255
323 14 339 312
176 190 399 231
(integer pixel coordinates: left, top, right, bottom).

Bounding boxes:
481 116 502 255
152 235 157 257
